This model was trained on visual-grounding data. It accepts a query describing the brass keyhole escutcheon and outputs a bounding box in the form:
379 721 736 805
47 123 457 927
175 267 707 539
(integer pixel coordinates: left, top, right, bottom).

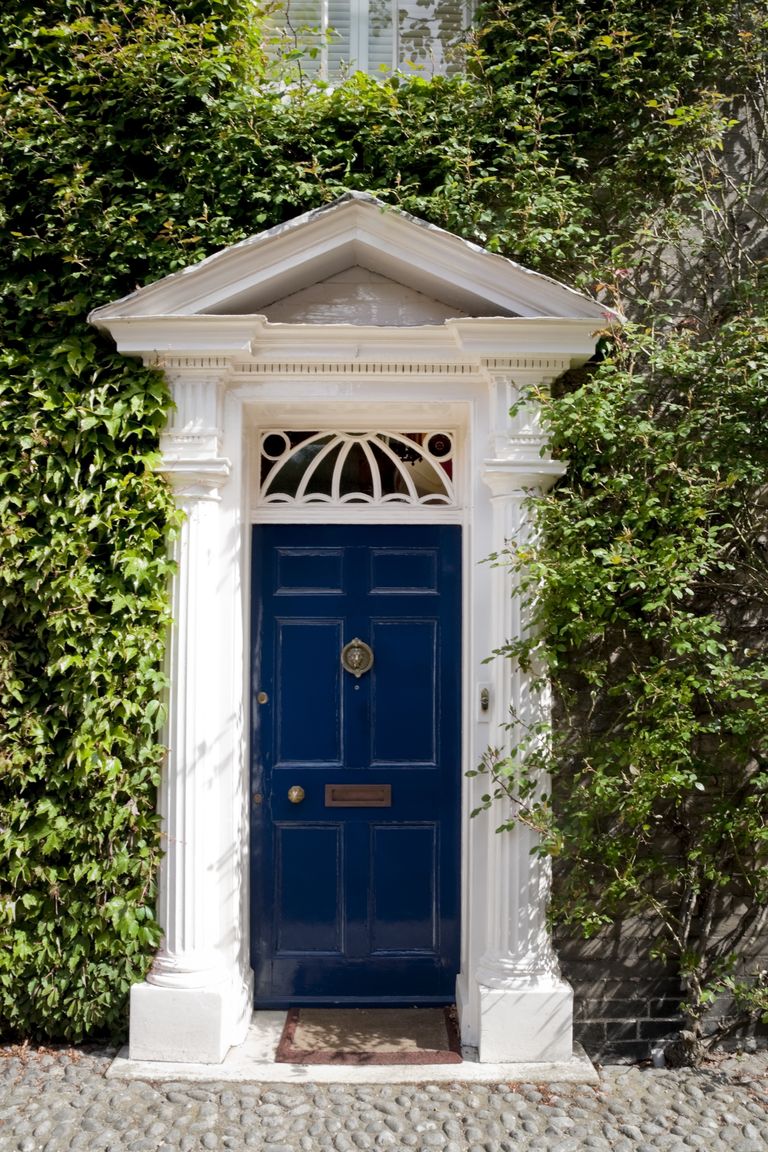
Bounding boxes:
257 691 269 705
288 785 305 804
341 638 374 679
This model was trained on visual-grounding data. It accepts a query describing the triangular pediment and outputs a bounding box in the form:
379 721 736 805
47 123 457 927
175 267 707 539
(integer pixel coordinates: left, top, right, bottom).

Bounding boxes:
89 193 609 326
260 267 473 326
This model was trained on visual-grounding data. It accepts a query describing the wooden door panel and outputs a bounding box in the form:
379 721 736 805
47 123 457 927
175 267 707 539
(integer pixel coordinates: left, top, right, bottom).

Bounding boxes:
370 619 437 764
275 547 345 595
371 824 438 953
275 619 343 766
274 824 343 954
369 548 439 594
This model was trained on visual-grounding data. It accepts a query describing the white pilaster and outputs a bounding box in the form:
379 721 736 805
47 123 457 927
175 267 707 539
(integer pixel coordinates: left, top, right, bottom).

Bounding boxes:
474 366 573 1063
130 366 248 1063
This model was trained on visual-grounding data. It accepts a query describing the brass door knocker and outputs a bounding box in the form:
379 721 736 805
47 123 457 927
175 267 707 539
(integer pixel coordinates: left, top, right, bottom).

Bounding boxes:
341 638 374 679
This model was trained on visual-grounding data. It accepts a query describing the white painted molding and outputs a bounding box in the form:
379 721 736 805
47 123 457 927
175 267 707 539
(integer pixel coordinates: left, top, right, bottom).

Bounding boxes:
234 361 477 377
94 315 604 367
95 316 257 356
234 356 575 378
162 462 231 499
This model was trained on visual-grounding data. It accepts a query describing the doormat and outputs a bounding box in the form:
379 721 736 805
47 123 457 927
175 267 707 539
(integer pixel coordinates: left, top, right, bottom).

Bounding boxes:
275 1007 462 1065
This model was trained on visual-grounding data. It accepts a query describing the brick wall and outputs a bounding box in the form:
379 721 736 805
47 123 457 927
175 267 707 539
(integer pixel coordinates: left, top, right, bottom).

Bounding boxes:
555 919 683 1062
556 910 768 1063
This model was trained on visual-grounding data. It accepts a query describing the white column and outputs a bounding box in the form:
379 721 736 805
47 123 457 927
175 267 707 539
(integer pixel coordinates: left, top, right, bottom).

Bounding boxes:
129 368 246 1063
474 365 574 1063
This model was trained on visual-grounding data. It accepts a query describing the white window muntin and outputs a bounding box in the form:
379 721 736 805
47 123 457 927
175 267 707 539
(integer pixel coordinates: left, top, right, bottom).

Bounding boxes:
257 429 457 507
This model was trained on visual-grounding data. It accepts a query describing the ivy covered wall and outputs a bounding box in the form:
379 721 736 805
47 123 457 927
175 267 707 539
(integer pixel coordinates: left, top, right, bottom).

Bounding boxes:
1 0 766 1045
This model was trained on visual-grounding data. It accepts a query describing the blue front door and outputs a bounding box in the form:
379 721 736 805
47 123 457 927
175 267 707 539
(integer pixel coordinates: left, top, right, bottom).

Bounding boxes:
251 524 461 1005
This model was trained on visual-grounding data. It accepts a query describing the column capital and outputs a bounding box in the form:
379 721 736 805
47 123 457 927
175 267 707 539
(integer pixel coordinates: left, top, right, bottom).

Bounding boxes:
158 362 233 498
163 457 232 500
482 459 566 496
480 359 571 468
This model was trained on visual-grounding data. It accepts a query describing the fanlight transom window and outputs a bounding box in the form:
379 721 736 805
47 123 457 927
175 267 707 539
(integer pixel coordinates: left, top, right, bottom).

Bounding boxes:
258 430 456 506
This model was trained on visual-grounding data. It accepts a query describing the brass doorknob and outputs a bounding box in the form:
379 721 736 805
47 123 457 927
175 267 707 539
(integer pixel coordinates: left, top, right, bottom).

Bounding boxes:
287 785 305 804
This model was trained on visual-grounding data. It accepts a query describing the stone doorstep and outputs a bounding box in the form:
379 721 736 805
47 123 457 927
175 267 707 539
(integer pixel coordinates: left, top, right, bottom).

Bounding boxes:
107 1012 598 1085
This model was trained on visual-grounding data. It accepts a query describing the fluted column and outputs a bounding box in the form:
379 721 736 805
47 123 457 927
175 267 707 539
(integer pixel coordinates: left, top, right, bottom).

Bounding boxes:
476 471 562 992
148 472 229 990
129 366 240 1062
474 364 573 1063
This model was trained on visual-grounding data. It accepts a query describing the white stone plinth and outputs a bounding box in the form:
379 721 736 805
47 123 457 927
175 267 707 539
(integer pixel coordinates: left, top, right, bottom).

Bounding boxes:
477 978 574 1064
129 980 234 1064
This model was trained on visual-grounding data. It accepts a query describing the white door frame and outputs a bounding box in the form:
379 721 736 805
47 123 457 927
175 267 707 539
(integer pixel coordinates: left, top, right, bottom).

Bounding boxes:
123 353 578 1064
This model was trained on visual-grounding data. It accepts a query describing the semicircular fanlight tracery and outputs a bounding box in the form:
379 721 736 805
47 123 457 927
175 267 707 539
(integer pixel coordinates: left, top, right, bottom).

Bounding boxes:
259 430 455 507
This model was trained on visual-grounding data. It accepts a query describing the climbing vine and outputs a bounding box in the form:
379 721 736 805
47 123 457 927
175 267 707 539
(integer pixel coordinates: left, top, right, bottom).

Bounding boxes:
474 306 768 1039
468 5 768 1052
1 0 766 1039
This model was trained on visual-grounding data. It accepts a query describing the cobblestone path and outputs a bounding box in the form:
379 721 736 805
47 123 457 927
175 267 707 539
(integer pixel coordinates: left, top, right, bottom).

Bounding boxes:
1 1047 768 1152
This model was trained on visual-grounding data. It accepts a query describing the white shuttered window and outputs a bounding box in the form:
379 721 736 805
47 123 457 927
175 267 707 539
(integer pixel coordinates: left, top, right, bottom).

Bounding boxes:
266 0 472 80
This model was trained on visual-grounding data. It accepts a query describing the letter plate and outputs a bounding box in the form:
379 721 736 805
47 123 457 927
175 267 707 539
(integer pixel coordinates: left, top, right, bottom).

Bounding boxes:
324 784 392 808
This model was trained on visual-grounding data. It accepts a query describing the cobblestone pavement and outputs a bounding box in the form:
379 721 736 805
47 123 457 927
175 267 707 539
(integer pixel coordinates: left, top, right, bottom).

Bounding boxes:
2 1046 768 1152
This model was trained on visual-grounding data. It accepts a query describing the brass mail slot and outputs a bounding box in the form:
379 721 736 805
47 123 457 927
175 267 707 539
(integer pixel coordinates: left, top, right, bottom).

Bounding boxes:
324 784 392 808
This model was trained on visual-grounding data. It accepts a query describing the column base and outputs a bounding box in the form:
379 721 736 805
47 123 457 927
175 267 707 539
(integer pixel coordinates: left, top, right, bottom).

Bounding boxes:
129 976 250 1063
477 977 573 1063
456 971 479 1048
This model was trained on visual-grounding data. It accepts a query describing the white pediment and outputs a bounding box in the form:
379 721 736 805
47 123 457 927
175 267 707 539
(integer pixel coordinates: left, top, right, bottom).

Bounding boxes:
261 267 472 326
89 193 610 326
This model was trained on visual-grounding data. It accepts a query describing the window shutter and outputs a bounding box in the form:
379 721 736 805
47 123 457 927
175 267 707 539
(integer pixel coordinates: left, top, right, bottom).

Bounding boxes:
396 0 469 75
266 0 327 78
267 0 471 79
367 0 395 75
327 0 354 76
